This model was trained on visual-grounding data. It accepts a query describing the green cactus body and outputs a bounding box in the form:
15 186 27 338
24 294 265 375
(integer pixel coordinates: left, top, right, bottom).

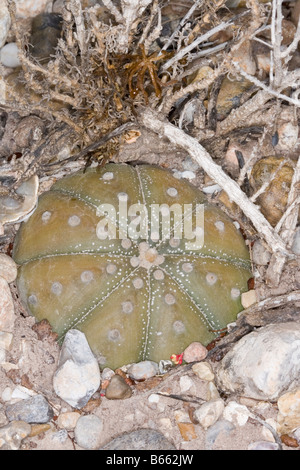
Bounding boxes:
13 164 251 369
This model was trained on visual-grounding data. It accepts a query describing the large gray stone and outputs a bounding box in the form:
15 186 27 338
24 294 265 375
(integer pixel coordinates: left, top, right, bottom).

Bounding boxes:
75 415 103 449
216 322 300 400
5 395 53 423
100 428 176 450
53 329 101 408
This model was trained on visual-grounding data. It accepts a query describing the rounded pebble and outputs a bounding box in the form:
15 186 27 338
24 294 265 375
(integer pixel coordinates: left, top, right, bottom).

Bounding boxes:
74 415 103 450
100 428 175 450
127 361 159 380
194 398 225 430
223 401 251 427
192 361 214 381
183 341 208 363
248 441 279 450
105 374 132 400
57 412 80 430
0 42 21 68
0 254 18 283
0 277 16 332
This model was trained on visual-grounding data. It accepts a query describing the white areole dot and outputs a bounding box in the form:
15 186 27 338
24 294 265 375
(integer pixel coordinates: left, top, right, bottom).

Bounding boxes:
51 282 63 295
165 293 176 305
41 211 52 223
108 329 121 342
231 287 241 299
169 237 180 248
133 277 144 289
68 215 81 227
102 172 114 180
206 273 218 286
215 220 225 232
173 320 185 334
106 263 117 275
81 270 94 283
153 269 164 280
182 262 193 273
122 301 134 314
28 294 37 305
167 187 178 197
130 256 140 268
121 238 132 249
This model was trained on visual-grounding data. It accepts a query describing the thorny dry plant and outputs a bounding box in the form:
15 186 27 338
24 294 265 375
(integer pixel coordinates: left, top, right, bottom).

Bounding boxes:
0 0 300 291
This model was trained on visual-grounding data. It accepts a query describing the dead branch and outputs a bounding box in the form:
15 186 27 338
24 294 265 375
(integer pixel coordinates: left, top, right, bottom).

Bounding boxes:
139 108 288 257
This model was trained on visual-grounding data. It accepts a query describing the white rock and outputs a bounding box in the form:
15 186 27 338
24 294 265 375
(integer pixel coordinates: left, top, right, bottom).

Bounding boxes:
53 329 101 409
0 42 21 68
194 399 225 430
174 409 190 424
223 401 251 426
148 393 160 404
248 441 279 450
251 239 272 265
127 360 159 380
15 0 50 18
241 289 257 309
181 171 196 181
1 386 12 402
277 121 299 151
0 277 16 333
216 322 300 400
11 385 36 401
57 412 80 430
179 375 194 393
101 367 114 381
0 0 11 49
192 362 215 381
0 331 13 351
0 254 17 283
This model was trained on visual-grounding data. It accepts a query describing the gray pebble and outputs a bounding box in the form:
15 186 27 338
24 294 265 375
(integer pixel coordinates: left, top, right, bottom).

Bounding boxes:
5 394 53 424
205 419 235 448
127 361 159 381
100 428 176 450
75 414 104 450
248 441 279 450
